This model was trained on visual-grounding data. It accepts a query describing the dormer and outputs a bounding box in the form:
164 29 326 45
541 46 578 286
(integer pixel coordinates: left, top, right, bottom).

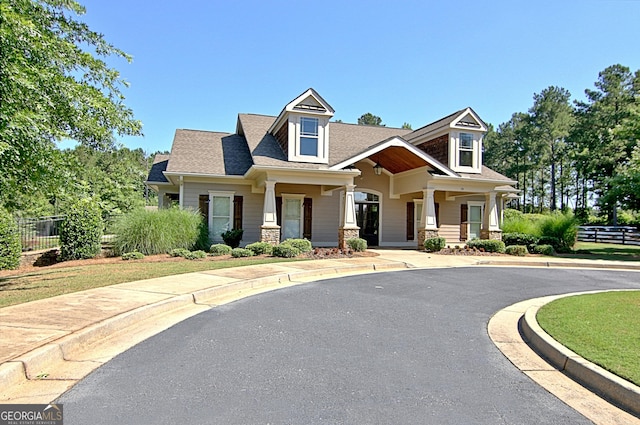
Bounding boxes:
268 89 334 164
407 107 487 174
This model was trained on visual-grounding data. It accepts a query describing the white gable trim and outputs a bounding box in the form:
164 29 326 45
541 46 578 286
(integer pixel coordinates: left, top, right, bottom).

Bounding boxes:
450 107 487 132
268 88 334 134
330 137 458 177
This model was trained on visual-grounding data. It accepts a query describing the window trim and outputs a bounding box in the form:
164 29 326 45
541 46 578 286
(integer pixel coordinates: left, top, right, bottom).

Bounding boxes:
298 116 319 157
458 132 474 168
281 193 305 240
467 201 484 240
208 190 235 243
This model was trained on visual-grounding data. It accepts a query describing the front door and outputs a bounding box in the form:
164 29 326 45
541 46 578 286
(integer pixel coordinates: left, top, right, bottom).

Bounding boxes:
355 192 379 246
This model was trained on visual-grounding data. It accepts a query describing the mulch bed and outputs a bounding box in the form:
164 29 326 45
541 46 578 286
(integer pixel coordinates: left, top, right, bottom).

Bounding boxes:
435 247 505 256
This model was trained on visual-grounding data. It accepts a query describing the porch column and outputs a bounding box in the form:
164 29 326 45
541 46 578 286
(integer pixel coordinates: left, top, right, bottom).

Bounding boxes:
179 175 184 208
260 181 280 244
418 188 439 249
481 191 502 240
339 184 360 249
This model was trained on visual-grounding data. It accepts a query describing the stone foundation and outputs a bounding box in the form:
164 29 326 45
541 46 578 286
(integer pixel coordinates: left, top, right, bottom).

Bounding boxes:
481 230 502 241
260 226 281 245
338 227 360 249
417 229 439 250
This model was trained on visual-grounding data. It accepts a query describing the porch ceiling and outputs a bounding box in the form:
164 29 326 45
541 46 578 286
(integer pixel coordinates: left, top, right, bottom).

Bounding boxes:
372 146 429 174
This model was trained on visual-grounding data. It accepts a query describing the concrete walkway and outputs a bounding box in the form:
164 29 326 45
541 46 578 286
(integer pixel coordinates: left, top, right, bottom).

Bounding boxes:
1 250 639 422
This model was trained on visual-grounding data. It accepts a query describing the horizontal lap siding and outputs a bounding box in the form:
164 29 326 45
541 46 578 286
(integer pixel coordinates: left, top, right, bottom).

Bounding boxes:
435 193 485 243
182 182 262 244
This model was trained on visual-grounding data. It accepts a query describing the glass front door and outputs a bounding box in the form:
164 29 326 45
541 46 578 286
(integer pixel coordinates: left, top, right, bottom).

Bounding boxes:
355 192 379 246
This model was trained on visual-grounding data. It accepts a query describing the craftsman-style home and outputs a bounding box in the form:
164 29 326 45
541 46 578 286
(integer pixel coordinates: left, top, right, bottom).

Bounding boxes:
146 89 517 248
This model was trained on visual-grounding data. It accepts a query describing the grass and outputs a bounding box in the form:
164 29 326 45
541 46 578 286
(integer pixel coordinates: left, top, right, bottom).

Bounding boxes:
537 291 640 386
560 241 640 262
0 257 302 308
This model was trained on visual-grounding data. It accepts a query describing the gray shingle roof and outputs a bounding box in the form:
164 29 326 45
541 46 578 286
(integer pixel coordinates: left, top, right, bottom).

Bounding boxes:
458 166 515 182
403 109 466 143
165 129 253 176
147 154 170 183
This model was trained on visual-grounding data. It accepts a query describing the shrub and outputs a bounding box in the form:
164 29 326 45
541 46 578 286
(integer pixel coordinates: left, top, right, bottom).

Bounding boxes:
533 244 555 256
346 237 367 252
281 238 312 253
466 239 506 253
423 236 446 253
505 245 528 256
170 248 191 258
122 251 145 260
221 229 243 248
245 241 273 255
112 208 203 255
210 243 232 256
231 248 254 258
60 198 103 261
184 250 207 260
538 236 562 251
538 212 577 252
0 208 21 270
272 244 301 258
194 221 211 251
502 233 539 253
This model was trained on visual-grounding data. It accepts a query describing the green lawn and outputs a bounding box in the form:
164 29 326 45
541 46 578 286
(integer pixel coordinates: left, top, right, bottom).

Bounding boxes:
0 256 302 308
537 291 640 386
560 241 640 262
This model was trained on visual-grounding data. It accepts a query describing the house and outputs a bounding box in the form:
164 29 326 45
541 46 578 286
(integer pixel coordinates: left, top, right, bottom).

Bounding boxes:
145 89 518 249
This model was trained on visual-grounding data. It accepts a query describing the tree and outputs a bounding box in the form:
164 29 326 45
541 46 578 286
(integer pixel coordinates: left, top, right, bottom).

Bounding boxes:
528 86 574 210
402 122 412 130
0 0 142 211
569 64 639 223
358 113 384 126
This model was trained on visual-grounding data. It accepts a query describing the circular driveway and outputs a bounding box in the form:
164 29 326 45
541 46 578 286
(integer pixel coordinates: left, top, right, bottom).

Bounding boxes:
58 267 639 424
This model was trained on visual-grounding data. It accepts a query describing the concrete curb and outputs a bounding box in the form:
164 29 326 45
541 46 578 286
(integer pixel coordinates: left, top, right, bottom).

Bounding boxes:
520 292 640 418
2 261 411 397
478 259 640 270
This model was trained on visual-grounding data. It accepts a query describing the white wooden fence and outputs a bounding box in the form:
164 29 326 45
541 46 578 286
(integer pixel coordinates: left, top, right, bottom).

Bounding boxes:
577 226 640 246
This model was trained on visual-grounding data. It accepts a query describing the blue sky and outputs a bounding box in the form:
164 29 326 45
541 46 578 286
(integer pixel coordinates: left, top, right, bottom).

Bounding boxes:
77 0 640 154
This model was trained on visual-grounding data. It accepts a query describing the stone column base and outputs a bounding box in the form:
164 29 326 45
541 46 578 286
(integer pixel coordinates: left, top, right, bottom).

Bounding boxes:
481 229 502 241
418 229 439 250
260 226 281 245
338 227 360 249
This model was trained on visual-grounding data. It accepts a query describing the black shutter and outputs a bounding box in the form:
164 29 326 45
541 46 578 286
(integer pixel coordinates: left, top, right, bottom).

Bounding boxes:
460 204 468 241
303 198 312 240
406 202 415 240
435 202 440 228
198 195 209 220
233 196 243 230
276 197 282 226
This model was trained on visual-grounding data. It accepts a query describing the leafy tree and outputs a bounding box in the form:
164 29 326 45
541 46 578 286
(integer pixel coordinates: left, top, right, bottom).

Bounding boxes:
528 86 574 210
569 64 639 223
402 122 412 130
0 0 142 211
358 113 384 126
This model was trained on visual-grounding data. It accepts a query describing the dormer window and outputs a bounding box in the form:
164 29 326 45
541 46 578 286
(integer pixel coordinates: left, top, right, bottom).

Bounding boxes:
459 133 473 167
300 117 319 156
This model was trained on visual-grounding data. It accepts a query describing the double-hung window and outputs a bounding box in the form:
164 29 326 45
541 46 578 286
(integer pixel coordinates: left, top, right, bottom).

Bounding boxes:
459 133 473 167
209 192 234 242
299 117 319 156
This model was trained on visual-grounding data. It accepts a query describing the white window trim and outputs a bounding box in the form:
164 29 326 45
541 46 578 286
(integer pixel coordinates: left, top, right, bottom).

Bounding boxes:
451 132 481 173
413 199 423 239
467 201 484 240
208 190 235 243
281 193 305 240
289 115 329 164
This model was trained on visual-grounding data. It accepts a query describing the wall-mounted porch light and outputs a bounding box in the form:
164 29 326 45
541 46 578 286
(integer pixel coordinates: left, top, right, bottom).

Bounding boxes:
373 163 383 175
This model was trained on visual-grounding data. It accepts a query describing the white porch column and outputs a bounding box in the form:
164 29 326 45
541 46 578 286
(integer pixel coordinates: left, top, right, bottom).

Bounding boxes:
422 188 438 230
179 175 184 208
486 191 500 231
260 181 280 244
339 184 360 249
262 181 278 227
341 184 358 229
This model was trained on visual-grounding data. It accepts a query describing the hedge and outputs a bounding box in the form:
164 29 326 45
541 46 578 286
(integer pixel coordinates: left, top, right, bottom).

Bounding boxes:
424 237 446 253
60 198 103 261
466 239 506 253
0 208 21 270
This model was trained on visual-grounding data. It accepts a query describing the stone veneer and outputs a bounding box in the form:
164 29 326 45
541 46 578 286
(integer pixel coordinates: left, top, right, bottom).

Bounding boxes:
338 228 360 249
260 226 281 245
417 229 440 250
481 230 502 241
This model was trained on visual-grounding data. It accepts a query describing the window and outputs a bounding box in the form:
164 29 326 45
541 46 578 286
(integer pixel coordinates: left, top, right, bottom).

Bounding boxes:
459 133 473 167
209 192 234 242
468 203 483 240
282 195 304 239
300 117 318 156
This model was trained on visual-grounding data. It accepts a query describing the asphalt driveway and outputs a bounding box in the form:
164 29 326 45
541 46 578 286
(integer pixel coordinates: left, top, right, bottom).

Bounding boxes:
57 267 640 424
